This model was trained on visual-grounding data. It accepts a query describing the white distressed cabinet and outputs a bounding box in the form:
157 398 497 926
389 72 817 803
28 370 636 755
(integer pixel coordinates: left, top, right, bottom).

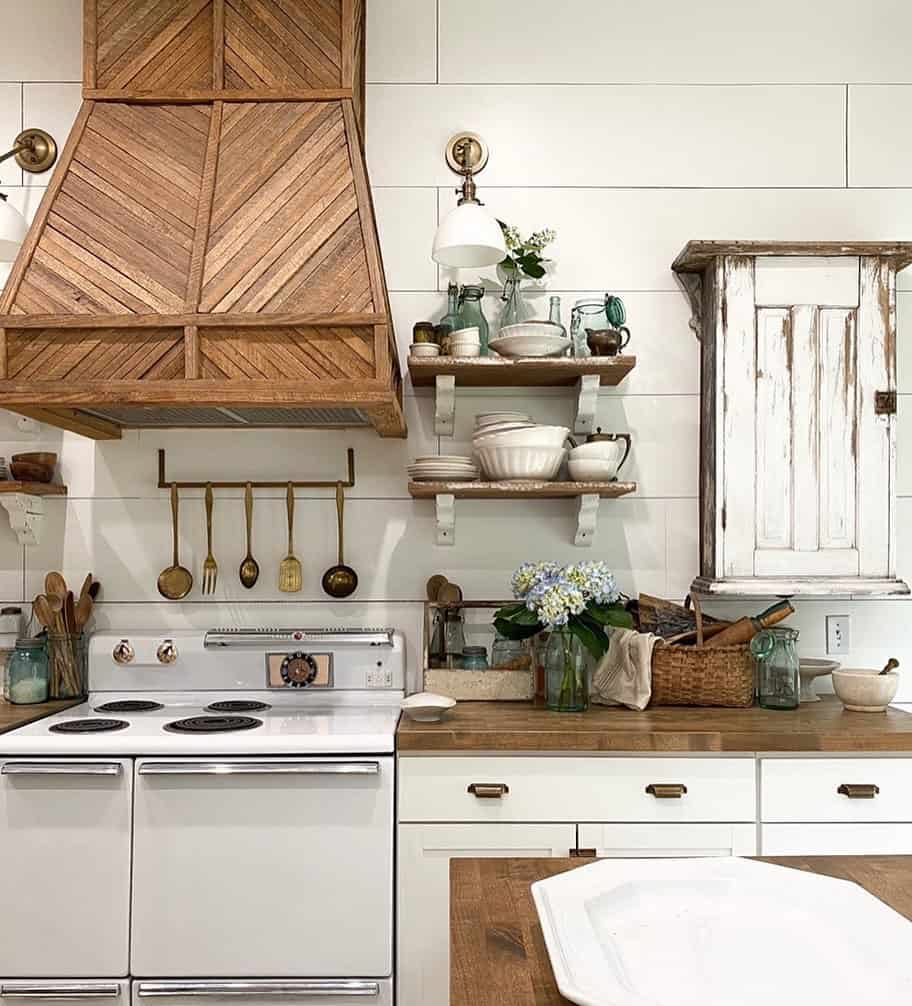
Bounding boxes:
673 241 912 597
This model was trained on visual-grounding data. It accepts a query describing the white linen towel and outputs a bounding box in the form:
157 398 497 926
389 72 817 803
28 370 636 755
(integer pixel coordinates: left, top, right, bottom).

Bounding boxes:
591 627 662 710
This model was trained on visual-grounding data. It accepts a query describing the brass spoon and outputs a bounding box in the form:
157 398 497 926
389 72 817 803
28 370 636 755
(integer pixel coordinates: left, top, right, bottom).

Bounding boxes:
321 482 358 598
239 482 259 589
157 483 193 600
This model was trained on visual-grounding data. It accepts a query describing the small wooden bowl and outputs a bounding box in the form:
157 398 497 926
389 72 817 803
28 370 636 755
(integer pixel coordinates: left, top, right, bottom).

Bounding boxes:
10 455 56 483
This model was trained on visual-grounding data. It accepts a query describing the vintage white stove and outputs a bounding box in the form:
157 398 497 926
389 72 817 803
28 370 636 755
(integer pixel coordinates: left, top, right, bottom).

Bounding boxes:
0 628 403 1006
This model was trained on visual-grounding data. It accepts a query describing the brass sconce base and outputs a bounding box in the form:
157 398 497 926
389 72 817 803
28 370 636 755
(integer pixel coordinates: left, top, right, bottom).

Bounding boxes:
14 129 58 173
445 133 489 176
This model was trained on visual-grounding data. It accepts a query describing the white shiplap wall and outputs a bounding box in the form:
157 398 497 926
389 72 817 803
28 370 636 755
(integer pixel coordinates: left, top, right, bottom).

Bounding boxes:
1 0 911 697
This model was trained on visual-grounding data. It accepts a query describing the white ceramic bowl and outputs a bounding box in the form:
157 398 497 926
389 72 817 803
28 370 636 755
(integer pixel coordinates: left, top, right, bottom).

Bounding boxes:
568 458 618 482
409 342 440 357
473 424 570 450
798 658 840 703
451 344 481 358
569 440 620 461
475 445 567 481
401 692 457 723
831 668 899 712
489 329 571 358
449 326 480 342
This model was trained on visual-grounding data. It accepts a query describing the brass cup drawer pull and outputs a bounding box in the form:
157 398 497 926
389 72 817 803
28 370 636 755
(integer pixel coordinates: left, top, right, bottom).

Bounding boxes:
837 783 880 799
645 783 688 799
467 782 510 799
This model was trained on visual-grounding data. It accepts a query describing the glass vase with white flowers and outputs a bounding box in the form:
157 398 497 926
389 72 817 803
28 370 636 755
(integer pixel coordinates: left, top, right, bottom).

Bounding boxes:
494 562 632 712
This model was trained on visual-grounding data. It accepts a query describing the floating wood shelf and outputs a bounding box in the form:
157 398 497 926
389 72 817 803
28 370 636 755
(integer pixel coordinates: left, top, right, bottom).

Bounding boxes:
408 480 637 548
0 482 67 546
407 355 636 388
409 355 636 437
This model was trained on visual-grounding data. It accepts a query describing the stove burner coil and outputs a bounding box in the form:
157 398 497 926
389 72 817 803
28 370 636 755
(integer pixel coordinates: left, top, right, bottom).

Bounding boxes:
205 700 271 713
164 715 262 734
49 719 130 734
95 700 165 713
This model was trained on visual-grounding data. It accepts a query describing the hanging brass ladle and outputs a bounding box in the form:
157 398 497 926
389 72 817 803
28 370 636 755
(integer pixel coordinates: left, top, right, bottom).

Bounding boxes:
321 482 358 598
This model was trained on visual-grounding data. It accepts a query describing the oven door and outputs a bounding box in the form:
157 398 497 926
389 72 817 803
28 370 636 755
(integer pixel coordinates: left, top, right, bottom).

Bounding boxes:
132 982 390 1006
131 758 393 977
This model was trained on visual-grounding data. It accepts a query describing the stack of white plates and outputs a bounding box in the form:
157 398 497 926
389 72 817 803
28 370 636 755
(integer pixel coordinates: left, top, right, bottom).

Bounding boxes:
408 455 480 482
473 412 535 436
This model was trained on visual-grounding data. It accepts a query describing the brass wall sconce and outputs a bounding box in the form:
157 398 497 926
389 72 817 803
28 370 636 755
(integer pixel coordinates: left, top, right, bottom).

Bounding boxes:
0 128 58 174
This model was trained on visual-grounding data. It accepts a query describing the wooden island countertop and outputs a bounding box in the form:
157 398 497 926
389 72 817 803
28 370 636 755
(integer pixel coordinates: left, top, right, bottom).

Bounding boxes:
450 856 912 1006
398 695 912 753
0 697 81 735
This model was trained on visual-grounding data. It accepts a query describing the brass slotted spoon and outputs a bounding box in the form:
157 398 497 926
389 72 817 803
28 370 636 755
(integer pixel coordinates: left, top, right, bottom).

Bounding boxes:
278 482 302 593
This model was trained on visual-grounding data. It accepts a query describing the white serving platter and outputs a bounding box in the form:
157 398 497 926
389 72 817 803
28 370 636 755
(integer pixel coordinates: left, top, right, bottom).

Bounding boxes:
532 857 912 1006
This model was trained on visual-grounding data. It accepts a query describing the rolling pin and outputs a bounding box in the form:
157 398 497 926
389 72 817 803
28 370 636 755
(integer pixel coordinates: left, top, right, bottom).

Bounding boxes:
702 599 795 648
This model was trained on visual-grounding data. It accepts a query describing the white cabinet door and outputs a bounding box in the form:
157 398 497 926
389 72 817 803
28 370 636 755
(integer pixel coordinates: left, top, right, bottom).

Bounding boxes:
0 760 132 977
131 981 393 1006
761 823 912 855
579 823 757 857
397 823 574 1006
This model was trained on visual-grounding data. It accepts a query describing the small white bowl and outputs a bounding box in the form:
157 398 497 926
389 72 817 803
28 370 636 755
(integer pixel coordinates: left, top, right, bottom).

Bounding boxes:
568 458 618 482
832 668 900 712
449 326 480 343
451 344 481 358
473 425 570 450
410 342 440 357
401 692 456 723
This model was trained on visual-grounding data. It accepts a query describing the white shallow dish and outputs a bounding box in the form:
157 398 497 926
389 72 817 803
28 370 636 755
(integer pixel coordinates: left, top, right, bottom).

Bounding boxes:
475 412 531 425
532 857 912 1006
798 657 840 702
475 445 566 481
400 692 456 723
473 425 570 449
489 331 571 358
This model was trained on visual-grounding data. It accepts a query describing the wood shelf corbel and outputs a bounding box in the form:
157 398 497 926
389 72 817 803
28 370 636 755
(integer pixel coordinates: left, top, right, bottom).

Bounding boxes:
0 482 67 546
407 355 636 437
407 480 637 547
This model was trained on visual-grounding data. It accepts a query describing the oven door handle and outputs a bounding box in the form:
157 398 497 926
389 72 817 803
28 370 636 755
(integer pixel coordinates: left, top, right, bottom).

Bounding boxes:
136 983 380 998
137 761 380 776
1 762 122 777
1 985 122 999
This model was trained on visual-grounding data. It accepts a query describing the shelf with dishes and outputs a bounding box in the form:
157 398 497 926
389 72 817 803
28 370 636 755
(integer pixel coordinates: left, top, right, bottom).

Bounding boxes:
0 453 67 546
407 414 636 547
409 316 636 436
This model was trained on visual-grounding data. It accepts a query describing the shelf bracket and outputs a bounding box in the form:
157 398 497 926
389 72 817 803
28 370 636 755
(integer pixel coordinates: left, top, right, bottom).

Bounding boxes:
574 493 600 547
574 374 599 435
434 375 456 437
435 493 456 546
0 493 45 546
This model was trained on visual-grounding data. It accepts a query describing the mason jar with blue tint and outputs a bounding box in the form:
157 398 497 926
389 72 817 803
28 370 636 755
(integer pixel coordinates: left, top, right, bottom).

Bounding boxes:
7 637 49 705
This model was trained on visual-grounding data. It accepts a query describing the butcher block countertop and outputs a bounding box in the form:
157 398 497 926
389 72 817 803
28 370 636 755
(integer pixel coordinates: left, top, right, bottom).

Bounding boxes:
0 698 80 735
450 856 912 1006
397 696 912 752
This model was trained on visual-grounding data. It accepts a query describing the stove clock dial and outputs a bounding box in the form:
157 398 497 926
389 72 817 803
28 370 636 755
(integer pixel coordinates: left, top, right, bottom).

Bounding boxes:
280 652 319 687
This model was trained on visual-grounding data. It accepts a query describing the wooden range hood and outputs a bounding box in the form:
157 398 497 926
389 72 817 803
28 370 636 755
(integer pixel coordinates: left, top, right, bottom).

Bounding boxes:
0 0 405 440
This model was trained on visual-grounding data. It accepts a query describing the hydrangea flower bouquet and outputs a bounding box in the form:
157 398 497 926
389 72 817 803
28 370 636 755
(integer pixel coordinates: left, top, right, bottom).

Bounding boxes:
495 562 633 711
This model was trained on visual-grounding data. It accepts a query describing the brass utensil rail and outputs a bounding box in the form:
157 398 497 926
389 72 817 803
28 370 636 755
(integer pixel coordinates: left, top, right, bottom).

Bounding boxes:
156 448 356 490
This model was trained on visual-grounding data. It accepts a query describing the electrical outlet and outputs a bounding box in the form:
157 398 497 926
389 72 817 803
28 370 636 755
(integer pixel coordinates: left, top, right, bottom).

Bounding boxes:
366 667 392 688
826 615 850 655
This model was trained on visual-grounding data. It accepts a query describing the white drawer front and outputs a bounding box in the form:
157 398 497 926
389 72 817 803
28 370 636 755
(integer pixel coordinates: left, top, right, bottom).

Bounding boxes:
131 981 392 1006
579 822 757 857
398 756 756 823
761 758 912 822
0 982 129 1006
762 823 912 856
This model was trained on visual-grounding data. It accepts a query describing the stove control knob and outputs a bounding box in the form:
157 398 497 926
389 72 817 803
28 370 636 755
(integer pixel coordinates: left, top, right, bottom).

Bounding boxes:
113 639 134 665
280 652 318 687
157 639 178 665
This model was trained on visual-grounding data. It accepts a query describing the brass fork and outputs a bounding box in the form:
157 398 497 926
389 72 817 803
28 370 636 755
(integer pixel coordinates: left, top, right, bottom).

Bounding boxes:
202 483 218 594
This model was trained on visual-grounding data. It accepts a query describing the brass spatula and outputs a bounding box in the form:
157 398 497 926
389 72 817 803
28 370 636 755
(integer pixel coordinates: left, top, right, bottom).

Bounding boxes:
278 482 302 593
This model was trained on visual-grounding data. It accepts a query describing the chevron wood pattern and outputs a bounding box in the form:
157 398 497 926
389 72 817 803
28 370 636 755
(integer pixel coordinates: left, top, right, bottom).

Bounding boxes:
95 0 214 91
11 102 209 317
8 328 184 381
200 325 374 380
200 100 374 314
224 0 342 89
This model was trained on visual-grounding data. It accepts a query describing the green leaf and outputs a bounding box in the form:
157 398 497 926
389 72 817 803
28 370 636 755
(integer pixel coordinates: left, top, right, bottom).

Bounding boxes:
521 262 546 279
494 602 525 620
493 617 542 642
566 617 609 661
587 603 634 629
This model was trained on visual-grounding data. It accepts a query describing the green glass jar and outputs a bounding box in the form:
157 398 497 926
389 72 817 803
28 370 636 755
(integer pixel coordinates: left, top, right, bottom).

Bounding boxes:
544 630 590 713
751 627 800 710
462 646 489 671
456 285 490 355
7 637 49 705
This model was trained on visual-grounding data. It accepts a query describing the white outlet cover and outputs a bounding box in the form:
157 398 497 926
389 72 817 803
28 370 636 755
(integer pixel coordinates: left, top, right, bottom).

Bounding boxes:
532 857 912 1006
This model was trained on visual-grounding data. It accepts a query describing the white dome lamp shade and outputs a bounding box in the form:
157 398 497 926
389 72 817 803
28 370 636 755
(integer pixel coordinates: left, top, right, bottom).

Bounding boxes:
0 194 28 262
432 132 506 269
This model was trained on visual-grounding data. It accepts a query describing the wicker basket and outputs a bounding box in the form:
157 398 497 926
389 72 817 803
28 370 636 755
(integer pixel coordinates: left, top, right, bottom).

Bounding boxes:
650 597 754 707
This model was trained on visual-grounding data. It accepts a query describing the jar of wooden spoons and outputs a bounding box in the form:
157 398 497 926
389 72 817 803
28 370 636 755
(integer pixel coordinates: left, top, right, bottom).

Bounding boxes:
47 631 87 699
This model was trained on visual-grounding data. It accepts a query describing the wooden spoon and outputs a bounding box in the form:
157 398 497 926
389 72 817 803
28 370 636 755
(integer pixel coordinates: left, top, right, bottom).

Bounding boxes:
880 658 900 676
239 483 259 589
33 594 55 630
157 483 193 600
46 592 67 633
64 591 77 633
45 570 67 603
